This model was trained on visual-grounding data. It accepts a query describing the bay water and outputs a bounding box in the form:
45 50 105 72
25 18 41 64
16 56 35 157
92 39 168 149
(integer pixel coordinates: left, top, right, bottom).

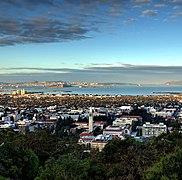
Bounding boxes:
9 84 182 96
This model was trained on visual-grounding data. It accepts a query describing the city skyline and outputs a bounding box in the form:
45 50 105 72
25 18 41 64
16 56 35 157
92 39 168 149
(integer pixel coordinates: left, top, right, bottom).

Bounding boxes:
1 0 182 83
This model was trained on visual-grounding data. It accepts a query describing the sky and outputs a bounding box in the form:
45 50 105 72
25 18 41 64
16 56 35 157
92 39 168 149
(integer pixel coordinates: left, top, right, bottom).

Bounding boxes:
1 0 182 84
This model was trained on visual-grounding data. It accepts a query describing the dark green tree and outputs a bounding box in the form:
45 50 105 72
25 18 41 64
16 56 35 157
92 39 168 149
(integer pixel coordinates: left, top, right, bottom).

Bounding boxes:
143 148 182 180
36 154 90 180
0 143 39 180
100 138 158 179
152 131 182 155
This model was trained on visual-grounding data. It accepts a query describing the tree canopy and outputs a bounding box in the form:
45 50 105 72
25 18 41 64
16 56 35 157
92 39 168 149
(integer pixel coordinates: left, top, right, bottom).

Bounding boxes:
0 129 181 180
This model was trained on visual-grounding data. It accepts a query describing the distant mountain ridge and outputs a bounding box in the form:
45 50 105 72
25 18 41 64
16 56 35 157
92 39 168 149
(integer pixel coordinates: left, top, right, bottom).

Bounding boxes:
98 82 137 86
164 81 182 85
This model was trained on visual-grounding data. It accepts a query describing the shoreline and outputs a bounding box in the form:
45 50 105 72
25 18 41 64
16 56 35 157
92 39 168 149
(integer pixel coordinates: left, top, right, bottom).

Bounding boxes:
153 91 182 95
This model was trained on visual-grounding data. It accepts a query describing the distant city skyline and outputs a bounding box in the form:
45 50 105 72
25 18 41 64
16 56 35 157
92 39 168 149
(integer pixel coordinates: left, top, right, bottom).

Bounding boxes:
1 0 182 83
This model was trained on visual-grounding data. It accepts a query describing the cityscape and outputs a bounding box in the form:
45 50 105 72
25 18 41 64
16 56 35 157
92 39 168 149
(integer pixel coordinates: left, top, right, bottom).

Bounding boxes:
1 0 182 180
0 89 182 179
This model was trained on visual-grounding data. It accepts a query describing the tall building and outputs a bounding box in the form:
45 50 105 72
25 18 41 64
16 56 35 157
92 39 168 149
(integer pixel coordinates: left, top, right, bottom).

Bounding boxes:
88 107 94 132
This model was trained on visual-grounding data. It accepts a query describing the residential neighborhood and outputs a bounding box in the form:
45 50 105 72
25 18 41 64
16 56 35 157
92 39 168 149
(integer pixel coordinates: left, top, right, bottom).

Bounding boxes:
0 93 181 152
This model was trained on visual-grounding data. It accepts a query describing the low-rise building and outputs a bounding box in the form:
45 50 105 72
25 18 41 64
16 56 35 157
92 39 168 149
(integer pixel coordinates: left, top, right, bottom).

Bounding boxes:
142 122 167 137
90 141 107 151
91 134 121 151
78 132 95 144
113 116 141 126
103 125 131 137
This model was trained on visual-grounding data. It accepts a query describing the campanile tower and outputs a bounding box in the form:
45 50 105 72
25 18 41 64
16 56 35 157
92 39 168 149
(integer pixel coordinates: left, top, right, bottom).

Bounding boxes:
88 107 93 132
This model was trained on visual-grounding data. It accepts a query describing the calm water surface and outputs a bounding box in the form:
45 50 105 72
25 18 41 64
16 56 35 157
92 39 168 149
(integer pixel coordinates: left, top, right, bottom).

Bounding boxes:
18 85 182 95
2 85 182 95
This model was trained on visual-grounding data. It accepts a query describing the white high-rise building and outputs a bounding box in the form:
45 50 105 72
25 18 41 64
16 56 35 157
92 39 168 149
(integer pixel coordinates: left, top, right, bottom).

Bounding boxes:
88 107 94 132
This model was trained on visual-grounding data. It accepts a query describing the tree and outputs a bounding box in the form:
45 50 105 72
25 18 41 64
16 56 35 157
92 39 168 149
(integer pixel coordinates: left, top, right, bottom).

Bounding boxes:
0 143 39 180
0 176 10 180
36 154 90 180
152 131 182 155
23 129 69 165
143 148 182 180
99 138 158 179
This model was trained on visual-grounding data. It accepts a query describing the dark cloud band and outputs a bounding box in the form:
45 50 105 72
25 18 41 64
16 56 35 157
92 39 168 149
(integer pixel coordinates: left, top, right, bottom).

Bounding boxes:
2 64 182 74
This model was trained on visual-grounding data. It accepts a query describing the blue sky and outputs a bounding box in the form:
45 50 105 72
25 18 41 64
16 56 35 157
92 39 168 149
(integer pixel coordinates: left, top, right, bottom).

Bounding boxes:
1 0 182 83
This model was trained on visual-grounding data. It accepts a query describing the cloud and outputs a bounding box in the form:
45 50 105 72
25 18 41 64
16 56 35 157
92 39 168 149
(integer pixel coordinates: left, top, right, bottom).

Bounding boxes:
0 67 81 74
175 11 182 15
0 0 126 46
1 64 182 83
125 18 137 23
83 64 182 75
142 9 157 15
1 0 55 6
89 63 113 66
2 64 182 75
172 0 182 3
173 6 181 9
0 15 92 46
0 0 180 46
134 0 151 3
154 4 166 8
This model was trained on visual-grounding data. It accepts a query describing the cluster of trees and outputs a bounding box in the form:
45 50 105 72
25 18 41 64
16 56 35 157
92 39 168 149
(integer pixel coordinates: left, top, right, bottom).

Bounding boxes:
0 129 182 180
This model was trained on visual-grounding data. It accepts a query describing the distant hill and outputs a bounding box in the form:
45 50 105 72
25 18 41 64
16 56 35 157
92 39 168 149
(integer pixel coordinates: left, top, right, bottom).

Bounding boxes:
164 81 182 85
98 82 137 86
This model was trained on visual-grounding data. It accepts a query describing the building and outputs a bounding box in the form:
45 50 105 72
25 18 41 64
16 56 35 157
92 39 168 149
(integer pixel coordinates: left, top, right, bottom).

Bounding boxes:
142 122 167 137
78 132 95 145
18 124 29 134
88 107 94 132
113 115 141 127
103 125 131 138
119 106 133 113
75 122 88 129
94 121 106 129
90 141 107 151
91 134 120 151
103 125 123 136
12 89 26 95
